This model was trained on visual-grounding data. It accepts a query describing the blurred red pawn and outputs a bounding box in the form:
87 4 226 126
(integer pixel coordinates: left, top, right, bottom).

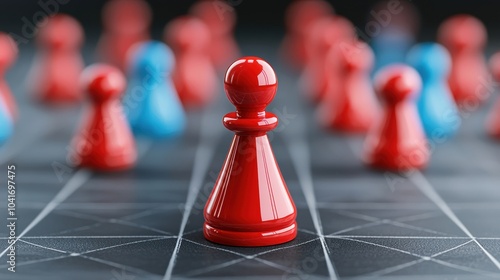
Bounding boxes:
71 64 136 171
364 65 429 171
164 16 217 108
301 16 355 103
190 0 240 69
97 0 152 70
0 33 18 119
487 52 500 139
282 0 333 69
318 41 379 133
29 14 84 104
438 15 489 107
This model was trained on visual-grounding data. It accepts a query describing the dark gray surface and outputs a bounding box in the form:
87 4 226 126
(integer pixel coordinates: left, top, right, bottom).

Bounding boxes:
0 41 499 280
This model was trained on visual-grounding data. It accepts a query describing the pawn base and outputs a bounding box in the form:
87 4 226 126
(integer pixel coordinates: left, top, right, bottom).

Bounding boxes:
203 222 297 247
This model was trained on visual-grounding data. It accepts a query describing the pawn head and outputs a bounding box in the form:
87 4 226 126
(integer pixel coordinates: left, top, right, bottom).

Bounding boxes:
374 64 422 104
127 41 175 76
81 64 126 103
339 40 374 72
407 42 451 79
308 16 354 56
0 33 18 69
190 0 236 34
38 14 84 50
164 16 210 53
489 51 500 82
438 15 486 51
322 16 355 48
224 57 277 114
285 0 333 33
103 0 152 34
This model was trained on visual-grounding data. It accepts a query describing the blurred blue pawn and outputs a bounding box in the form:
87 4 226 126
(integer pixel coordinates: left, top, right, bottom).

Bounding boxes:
124 41 185 139
371 28 414 76
0 99 12 144
407 42 460 141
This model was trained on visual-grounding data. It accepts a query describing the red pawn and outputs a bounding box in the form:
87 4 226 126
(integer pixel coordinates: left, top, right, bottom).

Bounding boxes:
190 0 240 69
364 65 429 171
318 41 379 133
29 14 84 104
97 0 151 70
438 15 489 106
0 33 18 119
204 57 297 247
165 16 217 108
282 0 333 69
301 16 354 103
487 52 500 139
71 64 136 171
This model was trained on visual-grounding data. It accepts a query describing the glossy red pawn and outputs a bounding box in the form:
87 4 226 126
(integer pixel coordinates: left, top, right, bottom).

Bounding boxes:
301 16 355 103
97 0 151 70
29 14 84 104
487 52 500 139
282 0 333 69
318 41 379 133
204 57 297 247
364 65 429 171
190 0 240 69
71 64 136 171
165 16 217 108
0 33 18 119
438 15 489 106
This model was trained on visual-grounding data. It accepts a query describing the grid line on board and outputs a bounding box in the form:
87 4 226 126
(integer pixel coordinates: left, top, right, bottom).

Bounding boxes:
0 169 92 258
162 109 221 280
409 171 500 270
285 123 339 279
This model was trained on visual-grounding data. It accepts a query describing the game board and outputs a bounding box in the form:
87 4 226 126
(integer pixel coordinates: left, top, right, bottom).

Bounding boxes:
0 40 500 280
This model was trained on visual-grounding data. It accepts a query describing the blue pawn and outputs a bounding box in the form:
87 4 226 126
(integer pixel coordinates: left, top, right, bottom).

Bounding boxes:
124 41 185 139
0 99 12 145
407 42 461 141
371 27 414 76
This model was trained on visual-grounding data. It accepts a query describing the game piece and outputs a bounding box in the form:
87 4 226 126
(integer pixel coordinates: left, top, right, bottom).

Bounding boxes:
0 98 12 145
317 40 379 133
190 0 240 69
487 51 500 139
369 0 419 75
124 41 186 139
407 42 461 141
204 56 297 247
28 14 84 104
438 15 489 106
164 16 217 108
371 28 414 77
282 0 333 69
364 64 429 171
301 16 355 103
0 33 18 119
71 64 136 171
97 0 152 70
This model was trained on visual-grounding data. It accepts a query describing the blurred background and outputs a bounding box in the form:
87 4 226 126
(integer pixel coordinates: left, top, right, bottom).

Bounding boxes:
1 0 500 44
